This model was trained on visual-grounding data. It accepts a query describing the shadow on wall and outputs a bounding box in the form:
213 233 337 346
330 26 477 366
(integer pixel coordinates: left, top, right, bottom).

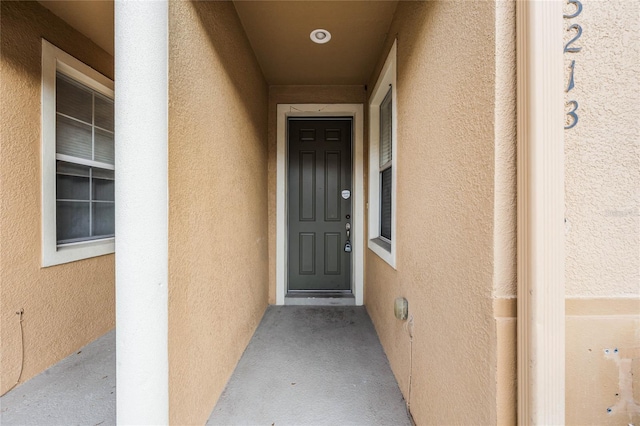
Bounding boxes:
190 0 267 142
1 2 113 82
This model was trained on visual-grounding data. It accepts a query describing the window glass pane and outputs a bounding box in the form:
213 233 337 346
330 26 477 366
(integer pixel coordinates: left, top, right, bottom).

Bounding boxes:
93 178 114 201
56 73 93 124
380 167 392 240
57 164 90 200
53 70 115 248
57 115 92 160
92 202 115 237
94 95 114 132
57 201 90 243
379 87 392 167
94 128 114 164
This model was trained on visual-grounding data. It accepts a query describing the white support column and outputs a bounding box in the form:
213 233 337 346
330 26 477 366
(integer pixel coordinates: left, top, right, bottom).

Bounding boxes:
516 0 565 424
115 1 169 424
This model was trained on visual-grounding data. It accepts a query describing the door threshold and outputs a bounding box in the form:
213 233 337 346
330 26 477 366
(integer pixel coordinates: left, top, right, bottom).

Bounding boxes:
285 293 355 306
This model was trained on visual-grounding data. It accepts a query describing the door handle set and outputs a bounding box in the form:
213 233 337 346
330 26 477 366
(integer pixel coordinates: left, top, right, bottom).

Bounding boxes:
344 222 351 252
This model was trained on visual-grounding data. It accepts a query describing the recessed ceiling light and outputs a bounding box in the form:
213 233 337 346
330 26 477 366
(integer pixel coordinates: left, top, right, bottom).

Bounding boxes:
310 29 331 44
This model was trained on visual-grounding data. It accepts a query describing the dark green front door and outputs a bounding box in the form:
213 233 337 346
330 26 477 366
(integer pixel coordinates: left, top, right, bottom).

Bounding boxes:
288 118 352 292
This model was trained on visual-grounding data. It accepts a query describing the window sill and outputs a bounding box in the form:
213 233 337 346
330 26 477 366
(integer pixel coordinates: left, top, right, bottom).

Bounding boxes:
368 237 395 269
43 237 115 267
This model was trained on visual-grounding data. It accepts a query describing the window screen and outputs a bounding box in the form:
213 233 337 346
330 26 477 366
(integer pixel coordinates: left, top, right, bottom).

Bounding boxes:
379 87 392 168
380 167 392 240
56 72 114 244
379 86 392 241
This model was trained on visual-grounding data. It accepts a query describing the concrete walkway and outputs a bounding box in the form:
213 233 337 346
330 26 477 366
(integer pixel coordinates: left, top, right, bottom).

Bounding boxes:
207 306 411 426
0 329 116 426
1 307 409 426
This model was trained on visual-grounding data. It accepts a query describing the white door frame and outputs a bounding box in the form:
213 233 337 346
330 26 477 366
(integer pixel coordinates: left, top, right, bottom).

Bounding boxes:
276 104 364 305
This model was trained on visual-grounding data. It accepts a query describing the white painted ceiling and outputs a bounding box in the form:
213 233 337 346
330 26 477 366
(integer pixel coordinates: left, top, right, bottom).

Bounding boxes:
37 0 398 86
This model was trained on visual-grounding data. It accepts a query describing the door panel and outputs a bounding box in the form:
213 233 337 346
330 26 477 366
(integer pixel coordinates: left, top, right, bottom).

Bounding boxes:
288 119 352 292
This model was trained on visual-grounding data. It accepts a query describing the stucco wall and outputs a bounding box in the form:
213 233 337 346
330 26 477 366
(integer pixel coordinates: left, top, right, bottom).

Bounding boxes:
493 1 518 424
563 0 640 423
364 2 501 424
0 2 115 395
564 0 639 299
167 2 269 423
267 85 366 304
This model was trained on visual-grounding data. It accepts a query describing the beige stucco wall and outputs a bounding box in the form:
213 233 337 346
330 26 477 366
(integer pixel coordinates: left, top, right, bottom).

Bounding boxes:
0 2 115 395
564 0 639 299
167 1 269 423
267 85 366 303
563 1 640 423
364 1 506 424
493 1 518 423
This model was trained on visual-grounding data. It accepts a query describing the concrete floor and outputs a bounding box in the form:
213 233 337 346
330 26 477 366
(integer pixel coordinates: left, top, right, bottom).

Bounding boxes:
207 306 411 426
1 307 409 426
0 329 116 426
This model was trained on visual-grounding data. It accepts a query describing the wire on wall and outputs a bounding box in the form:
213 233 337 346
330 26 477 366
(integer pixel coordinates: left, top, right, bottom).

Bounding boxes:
403 314 416 425
1 309 25 397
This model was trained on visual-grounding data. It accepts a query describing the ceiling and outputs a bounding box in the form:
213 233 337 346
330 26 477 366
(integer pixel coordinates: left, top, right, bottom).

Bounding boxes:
232 1 398 85
37 1 398 86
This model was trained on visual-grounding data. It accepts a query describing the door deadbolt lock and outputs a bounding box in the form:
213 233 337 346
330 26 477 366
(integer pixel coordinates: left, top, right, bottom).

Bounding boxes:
344 240 352 253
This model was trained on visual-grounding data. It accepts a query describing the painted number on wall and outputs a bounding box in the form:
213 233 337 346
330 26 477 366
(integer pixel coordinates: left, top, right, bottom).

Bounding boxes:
564 0 582 130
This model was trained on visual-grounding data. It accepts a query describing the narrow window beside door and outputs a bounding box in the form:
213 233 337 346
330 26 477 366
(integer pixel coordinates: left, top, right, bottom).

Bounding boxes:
368 40 397 268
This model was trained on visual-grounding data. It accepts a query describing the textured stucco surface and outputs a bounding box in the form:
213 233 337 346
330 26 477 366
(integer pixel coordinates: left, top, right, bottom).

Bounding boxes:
493 2 518 423
267 85 366 304
168 2 269 424
563 0 639 297
364 2 500 424
0 1 115 395
493 0 517 299
562 1 640 422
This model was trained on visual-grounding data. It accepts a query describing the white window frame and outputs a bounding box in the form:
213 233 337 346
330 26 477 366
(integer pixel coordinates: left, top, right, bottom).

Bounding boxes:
41 39 115 267
368 40 397 268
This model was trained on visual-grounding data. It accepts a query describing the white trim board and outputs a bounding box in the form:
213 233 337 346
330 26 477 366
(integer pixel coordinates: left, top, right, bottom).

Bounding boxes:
516 1 565 423
276 104 364 306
